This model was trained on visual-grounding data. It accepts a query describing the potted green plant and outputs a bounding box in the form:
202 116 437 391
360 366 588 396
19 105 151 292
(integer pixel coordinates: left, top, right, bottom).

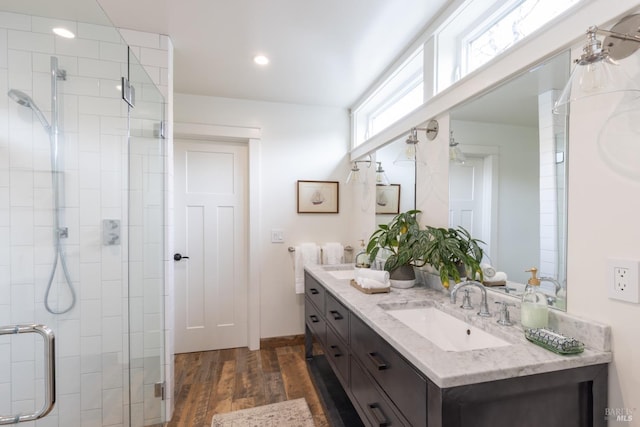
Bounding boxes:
423 225 485 289
366 210 430 288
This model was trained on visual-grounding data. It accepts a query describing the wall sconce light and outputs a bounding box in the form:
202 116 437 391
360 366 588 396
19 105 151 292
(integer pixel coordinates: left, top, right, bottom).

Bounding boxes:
346 155 372 184
394 119 439 165
449 131 465 164
375 162 391 186
553 14 640 113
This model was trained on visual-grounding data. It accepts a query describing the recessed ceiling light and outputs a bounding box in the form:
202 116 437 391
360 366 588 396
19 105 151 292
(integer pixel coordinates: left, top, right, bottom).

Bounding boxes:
53 27 75 39
253 55 269 66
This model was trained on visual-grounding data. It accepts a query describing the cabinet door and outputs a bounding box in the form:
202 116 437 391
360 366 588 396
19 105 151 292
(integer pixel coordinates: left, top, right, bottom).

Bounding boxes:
326 293 349 343
305 297 326 347
351 313 427 426
351 356 408 427
305 272 326 312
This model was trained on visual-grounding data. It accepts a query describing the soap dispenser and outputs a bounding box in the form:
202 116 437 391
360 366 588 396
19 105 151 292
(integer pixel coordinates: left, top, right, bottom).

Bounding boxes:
354 240 370 268
521 267 549 329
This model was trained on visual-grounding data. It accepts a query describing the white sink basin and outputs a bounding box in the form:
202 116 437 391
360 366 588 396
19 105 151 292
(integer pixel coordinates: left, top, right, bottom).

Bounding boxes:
386 307 511 352
325 269 355 280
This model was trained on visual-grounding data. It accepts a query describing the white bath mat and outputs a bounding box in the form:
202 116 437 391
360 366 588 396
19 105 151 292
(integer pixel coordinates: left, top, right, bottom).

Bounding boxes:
210 398 315 427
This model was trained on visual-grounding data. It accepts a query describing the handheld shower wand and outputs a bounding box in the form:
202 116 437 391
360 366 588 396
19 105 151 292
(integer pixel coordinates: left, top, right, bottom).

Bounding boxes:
7 89 51 131
7 57 76 315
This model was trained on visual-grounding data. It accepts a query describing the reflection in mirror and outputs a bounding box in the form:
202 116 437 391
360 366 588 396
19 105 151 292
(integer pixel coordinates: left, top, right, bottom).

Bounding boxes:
449 51 570 310
375 137 417 225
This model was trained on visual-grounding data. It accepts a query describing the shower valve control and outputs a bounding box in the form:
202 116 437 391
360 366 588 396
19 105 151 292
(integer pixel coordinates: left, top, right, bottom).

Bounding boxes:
58 227 69 239
103 219 121 246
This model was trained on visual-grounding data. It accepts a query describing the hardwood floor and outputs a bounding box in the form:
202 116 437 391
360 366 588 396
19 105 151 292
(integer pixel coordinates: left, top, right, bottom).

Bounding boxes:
167 337 330 427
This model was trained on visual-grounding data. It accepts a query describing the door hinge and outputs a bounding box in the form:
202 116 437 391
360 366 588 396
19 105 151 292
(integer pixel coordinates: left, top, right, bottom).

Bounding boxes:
154 381 166 400
121 77 136 108
154 121 166 139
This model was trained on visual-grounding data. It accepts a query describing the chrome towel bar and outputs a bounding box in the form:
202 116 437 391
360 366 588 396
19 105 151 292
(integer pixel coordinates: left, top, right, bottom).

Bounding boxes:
288 245 353 252
0 324 56 425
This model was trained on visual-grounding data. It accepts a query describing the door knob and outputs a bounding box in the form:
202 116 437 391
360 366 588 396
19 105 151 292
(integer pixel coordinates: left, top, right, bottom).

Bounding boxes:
174 253 189 261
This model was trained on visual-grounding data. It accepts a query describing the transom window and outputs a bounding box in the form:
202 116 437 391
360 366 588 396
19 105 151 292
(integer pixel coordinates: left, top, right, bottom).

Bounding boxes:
352 47 424 147
463 0 580 75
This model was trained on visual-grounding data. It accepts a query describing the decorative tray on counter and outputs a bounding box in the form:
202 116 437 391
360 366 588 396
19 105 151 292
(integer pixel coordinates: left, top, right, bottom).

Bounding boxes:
350 279 390 294
525 328 584 355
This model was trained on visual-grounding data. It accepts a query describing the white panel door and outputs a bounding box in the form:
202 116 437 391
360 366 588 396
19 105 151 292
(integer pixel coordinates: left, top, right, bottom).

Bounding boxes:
174 140 248 353
449 156 484 236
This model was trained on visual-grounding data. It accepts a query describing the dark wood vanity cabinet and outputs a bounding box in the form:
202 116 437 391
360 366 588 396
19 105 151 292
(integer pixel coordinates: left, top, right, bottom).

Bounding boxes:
350 313 427 426
304 272 608 427
305 272 421 426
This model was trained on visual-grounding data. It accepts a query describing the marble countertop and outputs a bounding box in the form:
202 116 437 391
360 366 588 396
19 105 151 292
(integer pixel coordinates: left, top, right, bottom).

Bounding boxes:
305 264 612 388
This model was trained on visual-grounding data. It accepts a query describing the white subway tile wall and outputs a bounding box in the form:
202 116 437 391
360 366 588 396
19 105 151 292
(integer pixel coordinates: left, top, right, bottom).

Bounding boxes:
537 90 566 288
0 11 169 427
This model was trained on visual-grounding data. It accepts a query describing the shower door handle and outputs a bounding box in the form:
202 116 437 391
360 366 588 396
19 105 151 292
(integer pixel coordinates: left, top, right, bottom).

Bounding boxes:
0 324 56 425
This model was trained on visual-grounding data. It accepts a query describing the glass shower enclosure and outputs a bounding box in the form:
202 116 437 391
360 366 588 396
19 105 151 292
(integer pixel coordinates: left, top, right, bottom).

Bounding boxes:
0 1 166 425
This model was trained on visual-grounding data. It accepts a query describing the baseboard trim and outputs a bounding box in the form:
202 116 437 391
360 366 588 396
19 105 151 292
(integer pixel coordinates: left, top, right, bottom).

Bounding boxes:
260 334 306 349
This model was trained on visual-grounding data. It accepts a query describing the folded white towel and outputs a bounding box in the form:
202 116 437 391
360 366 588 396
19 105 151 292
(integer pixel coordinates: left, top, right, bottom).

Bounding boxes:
293 243 319 294
356 278 389 289
322 242 344 265
484 271 507 282
354 268 390 284
300 243 320 265
480 263 496 278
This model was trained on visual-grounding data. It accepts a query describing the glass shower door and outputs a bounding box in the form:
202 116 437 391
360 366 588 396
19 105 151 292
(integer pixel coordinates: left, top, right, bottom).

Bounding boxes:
0 10 133 425
126 49 166 426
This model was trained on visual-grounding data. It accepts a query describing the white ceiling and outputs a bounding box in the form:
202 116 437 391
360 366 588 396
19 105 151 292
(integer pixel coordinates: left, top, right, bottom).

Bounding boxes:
95 0 450 107
3 0 571 119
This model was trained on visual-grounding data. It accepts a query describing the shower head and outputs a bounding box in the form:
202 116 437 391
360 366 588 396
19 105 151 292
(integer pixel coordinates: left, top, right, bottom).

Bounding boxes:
7 89 51 131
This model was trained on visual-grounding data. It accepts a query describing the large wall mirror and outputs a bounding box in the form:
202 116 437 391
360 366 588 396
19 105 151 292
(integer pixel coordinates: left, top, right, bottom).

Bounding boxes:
375 138 417 225
449 50 571 310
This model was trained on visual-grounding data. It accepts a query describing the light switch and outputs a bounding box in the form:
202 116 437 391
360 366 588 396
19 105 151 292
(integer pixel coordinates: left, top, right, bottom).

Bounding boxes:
271 229 285 243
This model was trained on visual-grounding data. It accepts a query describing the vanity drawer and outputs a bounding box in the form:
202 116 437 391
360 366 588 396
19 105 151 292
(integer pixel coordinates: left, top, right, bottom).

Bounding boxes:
305 297 326 346
304 272 325 312
326 292 349 343
351 356 407 427
325 324 349 388
350 314 427 427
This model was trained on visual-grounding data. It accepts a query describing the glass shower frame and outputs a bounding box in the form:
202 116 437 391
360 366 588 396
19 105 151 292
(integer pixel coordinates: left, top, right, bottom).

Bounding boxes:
0 4 166 426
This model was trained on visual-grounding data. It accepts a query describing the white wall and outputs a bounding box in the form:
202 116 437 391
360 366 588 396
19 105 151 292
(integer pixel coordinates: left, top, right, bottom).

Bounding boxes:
566 64 640 423
174 94 351 338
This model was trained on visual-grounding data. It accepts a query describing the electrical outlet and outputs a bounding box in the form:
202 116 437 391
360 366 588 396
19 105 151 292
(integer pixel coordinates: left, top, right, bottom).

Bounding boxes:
614 267 629 292
607 259 640 303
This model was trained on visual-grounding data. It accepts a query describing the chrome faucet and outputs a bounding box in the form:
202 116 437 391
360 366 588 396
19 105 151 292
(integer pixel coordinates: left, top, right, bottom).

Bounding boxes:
450 280 491 317
539 276 562 295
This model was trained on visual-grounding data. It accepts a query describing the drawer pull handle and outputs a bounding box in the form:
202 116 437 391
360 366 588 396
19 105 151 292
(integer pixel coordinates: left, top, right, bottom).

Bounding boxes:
367 403 390 427
329 310 343 320
367 352 388 370
309 315 319 323
310 288 319 295
329 345 342 358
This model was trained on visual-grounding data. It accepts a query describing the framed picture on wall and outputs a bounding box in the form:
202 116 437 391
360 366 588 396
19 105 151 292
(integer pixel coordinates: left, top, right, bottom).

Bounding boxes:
297 180 339 213
376 184 400 214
